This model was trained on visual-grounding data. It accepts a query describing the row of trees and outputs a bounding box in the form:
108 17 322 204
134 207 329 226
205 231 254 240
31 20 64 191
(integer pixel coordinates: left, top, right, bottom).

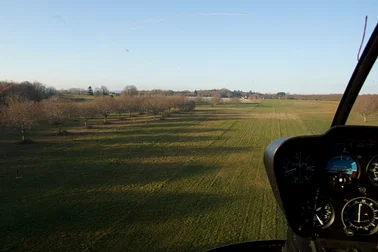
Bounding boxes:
59 85 110 96
3 80 368 103
64 84 263 99
0 95 195 142
193 89 261 98
0 81 56 105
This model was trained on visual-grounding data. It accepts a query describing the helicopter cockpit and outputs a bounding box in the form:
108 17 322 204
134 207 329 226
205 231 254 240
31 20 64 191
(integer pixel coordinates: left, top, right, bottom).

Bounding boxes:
208 22 378 252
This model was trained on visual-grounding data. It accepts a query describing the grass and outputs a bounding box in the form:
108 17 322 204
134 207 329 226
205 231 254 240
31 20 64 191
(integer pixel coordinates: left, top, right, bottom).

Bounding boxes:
0 99 376 252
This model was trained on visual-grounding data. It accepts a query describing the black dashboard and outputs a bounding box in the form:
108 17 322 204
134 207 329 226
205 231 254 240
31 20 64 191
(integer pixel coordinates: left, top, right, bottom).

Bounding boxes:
264 126 378 244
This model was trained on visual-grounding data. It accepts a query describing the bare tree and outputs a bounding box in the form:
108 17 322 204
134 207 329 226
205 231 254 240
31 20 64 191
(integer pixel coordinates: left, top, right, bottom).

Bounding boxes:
113 98 125 118
0 100 41 142
135 96 146 114
167 95 186 113
149 89 164 95
114 96 135 118
354 95 378 122
68 88 86 95
120 95 137 117
143 95 168 120
179 100 196 112
2 92 22 105
122 85 138 96
230 97 240 107
76 101 98 127
210 93 222 107
41 99 75 135
227 91 232 98
94 96 115 123
94 90 101 97
95 86 109 96
194 96 202 104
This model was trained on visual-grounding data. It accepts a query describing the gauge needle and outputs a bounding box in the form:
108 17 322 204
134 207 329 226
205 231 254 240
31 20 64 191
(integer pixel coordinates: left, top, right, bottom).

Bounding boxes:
316 215 324 226
299 153 302 179
316 207 322 212
285 168 296 173
358 203 362 223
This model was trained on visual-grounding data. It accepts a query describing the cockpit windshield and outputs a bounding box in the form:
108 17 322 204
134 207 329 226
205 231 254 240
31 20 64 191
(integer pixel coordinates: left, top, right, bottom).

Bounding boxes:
0 1 377 252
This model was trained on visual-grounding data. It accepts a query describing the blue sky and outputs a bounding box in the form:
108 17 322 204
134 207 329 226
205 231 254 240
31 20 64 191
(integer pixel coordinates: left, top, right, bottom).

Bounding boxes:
0 0 377 94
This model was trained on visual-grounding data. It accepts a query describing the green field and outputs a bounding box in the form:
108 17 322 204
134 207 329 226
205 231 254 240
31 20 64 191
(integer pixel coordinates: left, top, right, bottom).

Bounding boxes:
0 99 373 252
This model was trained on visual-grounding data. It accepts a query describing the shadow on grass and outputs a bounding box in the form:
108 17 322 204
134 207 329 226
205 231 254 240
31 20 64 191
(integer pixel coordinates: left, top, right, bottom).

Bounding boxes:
0 105 262 252
0 108 248 144
1 181 233 251
1 144 254 197
63 127 232 139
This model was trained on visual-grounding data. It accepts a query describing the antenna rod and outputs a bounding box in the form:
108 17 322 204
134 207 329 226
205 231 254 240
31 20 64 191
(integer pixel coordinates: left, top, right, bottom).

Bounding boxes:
331 23 378 127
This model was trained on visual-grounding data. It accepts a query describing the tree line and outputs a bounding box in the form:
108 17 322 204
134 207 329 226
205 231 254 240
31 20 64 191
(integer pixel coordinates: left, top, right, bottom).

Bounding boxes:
0 94 195 142
2 80 368 103
1 80 348 103
0 81 56 105
57 85 263 99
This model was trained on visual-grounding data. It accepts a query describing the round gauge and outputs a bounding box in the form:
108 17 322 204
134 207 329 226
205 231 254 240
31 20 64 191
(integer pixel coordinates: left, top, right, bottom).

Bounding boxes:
367 157 378 186
326 154 358 178
313 200 335 229
341 197 378 235
282 152 315 184
299 198 335 230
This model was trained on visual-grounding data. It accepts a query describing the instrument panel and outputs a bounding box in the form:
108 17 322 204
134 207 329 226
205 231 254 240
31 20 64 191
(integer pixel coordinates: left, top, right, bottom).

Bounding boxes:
264 126 378 242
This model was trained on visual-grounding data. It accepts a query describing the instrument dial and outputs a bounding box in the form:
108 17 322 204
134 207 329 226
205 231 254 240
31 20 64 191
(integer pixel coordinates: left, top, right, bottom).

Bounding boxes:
299 198 335 230
282 152 315 184
313 200 335 229
367 157 378 186
341 197 378 235
326 154 358 178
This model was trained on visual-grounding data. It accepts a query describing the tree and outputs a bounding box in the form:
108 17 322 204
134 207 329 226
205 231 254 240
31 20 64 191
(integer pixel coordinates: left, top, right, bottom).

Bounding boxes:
277 92 286 99
227 91 232 98
94 90 101 97
0 81 56 104
122 96 137 117
210 93 222 107
94 96 115 123
0 100 41 142
149 89 164 95
68 88 85 94
167 95 186 113
354 95 378 122
143 95 168 120
135 96 146 114
114 96 138 118
164 90 175 96
194 96 202 104
114 96 129 118
76 101 98 127
122 85 138 96
41 99 75 135
87 86 94 96
2 92 22 105
179 100 196 112
113 98 124 118
230 97 240 107
95 86 109 96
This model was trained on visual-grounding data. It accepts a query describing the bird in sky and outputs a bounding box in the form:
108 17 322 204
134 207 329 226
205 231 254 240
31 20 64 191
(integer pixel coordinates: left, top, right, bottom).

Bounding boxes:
125 49 129 52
